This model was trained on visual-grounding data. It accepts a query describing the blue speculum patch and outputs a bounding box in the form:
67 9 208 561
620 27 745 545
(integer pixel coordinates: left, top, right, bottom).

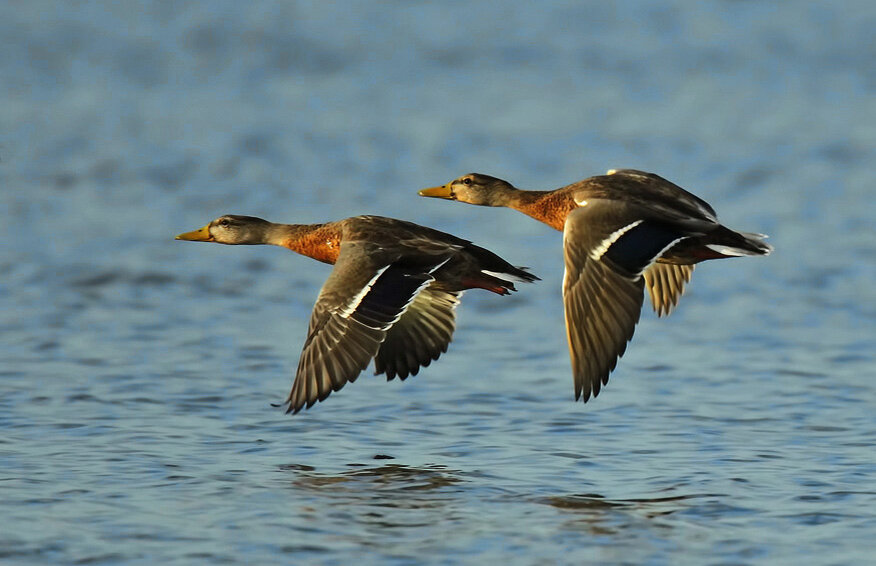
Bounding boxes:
604 221 681 275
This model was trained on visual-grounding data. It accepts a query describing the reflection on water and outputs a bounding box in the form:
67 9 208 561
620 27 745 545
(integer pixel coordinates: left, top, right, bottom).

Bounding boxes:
273 462 469 551
2 0 874 564
283 462 463 506
544 492 713 535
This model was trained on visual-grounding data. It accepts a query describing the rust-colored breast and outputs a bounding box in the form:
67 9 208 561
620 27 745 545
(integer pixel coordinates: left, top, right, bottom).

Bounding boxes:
514 190 578 231
282 224 343 265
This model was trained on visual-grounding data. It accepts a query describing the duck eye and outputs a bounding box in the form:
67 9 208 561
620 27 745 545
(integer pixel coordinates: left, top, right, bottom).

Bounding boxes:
219 219 230 227
462 178 472 185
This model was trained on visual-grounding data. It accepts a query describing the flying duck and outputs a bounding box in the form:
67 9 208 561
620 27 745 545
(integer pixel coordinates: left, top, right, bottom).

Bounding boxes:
419 169 771 402
176 214 537 413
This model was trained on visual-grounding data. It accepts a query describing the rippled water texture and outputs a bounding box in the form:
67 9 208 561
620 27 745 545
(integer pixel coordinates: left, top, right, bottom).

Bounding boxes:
1 1 874 564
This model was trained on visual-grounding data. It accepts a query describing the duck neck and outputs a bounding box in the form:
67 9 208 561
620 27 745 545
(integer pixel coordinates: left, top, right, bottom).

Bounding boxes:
505 188 571 231
269 222 342 264
497 189 561 227
479 182 540 207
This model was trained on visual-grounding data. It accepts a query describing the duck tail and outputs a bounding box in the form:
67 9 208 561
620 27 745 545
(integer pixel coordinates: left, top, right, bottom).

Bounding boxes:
481 267 540 284
705 227 773 258
462 266 538 295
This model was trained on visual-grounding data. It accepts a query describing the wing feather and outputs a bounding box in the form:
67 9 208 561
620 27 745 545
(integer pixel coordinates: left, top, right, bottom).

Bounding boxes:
562 205 646 402
643 263 694 316
375 288 461 380
285 242 449 413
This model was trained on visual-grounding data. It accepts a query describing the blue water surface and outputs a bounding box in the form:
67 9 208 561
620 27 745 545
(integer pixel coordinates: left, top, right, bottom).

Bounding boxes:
1 1 874 564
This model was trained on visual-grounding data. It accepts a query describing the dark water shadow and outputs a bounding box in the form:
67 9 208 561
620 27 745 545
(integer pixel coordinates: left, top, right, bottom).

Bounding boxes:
277 461 465 513
542 492 721 534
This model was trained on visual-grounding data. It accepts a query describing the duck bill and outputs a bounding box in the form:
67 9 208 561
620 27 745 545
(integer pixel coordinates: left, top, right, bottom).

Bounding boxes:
418 183 454 199
175 224 213 241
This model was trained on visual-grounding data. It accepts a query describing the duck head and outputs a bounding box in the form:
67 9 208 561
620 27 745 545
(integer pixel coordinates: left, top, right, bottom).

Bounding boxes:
419 173 517 207
175 215 273 245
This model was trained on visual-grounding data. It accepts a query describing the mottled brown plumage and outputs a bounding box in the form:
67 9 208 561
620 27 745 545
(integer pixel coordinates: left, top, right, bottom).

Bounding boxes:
420 169 771 403
176 214 538 413
507 189 578 231
280 224 342 264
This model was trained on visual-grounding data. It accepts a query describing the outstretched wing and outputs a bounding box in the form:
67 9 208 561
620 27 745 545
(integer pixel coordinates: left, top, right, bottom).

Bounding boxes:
374 287 462 380
642 263 694 317
562 200 686 401
285 242 448 413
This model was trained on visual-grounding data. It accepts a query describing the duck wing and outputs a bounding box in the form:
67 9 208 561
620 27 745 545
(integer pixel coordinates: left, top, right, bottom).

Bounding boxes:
375 287 462 380
601 169 718 224
642 263 695 317
562 199 690 401
285 241 450 413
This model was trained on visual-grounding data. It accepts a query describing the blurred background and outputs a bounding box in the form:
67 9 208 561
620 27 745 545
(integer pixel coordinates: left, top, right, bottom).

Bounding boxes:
1 1 874 564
